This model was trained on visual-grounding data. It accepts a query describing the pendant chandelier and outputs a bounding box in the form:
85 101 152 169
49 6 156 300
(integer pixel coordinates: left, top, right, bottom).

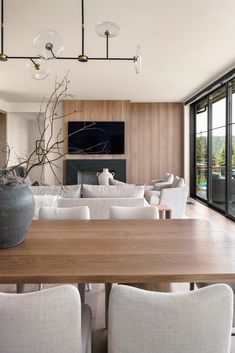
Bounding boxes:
0 0 142 80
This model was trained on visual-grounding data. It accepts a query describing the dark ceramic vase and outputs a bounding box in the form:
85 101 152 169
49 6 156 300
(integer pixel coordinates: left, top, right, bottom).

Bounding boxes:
0 184 35 249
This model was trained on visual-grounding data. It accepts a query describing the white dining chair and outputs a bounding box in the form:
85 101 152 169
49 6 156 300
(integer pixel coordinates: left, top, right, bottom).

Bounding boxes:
39 205 91 298
17 206 91 297
109 205 159 220
0 285 92 353
196 281 235 328
38 205 90 220
106 206 167 327
108 284 233 353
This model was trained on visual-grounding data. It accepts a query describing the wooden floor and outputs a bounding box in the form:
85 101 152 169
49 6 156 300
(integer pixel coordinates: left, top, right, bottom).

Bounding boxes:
0 199 234 353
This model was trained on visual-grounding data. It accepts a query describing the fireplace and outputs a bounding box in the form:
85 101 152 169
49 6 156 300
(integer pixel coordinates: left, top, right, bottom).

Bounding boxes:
66 159 126 185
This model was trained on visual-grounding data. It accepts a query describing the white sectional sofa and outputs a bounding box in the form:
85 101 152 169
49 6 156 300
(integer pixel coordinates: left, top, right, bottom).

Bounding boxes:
31 178 189 220
31 184 148 220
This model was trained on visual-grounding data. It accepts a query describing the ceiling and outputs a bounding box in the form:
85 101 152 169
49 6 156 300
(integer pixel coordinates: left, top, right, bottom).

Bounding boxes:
0 0 235 103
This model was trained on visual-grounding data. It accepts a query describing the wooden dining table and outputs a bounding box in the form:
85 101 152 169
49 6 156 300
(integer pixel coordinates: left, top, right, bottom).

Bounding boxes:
0 219 235 285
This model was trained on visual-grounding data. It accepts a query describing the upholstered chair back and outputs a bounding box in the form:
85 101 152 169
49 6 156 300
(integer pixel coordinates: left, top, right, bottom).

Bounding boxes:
108 284 233 353
109 206 159 220
0 286 84 353
160 185 189 218
38 206 90 220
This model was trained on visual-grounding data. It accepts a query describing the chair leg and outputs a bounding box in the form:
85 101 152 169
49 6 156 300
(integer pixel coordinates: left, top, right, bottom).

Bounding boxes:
16 284 25 293
105 283 113 329
85 283 92 291
190 282 195 291
38 284 43 291
77 283 85 303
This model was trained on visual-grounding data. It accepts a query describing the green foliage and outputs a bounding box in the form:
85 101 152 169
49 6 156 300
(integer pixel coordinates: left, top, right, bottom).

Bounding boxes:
232 146 235 168
196 173 207 186
217 145 225 166
196 136 207 163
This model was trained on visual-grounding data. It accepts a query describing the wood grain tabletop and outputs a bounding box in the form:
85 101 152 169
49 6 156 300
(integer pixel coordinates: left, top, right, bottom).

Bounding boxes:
0 219 234 284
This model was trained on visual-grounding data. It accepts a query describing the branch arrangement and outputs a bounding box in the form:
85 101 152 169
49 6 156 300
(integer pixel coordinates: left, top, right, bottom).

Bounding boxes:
0 74 109 186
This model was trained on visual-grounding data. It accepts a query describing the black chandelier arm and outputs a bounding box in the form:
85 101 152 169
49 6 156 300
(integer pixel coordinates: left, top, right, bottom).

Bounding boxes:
7 56 40 59
7 56 135 61
1 0 4 54
106 34 109 59
81 0 85 55
29 58 37 65
88 57 134 61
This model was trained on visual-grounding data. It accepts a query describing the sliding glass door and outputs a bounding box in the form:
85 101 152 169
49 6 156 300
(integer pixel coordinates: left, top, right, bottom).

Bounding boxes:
192 82 235 220
227 82 235 218
195 99 208 200
209 88 226 211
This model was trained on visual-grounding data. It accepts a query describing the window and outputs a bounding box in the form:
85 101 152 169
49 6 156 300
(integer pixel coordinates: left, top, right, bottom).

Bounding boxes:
195 99 208 200
191 82 235 220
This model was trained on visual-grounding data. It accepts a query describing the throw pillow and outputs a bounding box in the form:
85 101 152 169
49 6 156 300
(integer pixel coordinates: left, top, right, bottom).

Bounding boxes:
163 173 174 183
30 185 61 196
82 184 145 198
30 185 81 198
61 185 81 198
109 178 126 185
171 176 184 188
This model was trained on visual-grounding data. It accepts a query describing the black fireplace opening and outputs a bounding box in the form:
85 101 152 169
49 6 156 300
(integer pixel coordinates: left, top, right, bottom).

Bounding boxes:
66 159 126 185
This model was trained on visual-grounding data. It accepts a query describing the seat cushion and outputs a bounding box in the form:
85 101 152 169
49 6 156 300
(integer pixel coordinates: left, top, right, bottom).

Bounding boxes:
81 304 92 353
144 190 160 205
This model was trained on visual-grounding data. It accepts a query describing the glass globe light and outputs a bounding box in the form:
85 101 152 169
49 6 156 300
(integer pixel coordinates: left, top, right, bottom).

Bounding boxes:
33 29 64 60
26 59 51 80
95 21 120 37
134 45 142 74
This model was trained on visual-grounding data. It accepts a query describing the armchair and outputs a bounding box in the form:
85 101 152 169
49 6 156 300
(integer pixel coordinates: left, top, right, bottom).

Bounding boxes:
145 185 189 218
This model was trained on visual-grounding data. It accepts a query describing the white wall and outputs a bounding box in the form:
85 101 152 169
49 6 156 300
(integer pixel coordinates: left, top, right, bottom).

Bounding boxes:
0 99 9 112
7 113 29 167
6 113 45 183
6 102 63 185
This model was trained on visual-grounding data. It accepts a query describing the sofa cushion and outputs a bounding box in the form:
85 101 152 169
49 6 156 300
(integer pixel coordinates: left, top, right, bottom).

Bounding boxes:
171 176 184 188
163 173 174 183
30 185 81 198
30 185 61 196
153 182 172 191
82 184 145 198
151 173 174 185
109 178 126 185
61 185 81 198
144 185 154 192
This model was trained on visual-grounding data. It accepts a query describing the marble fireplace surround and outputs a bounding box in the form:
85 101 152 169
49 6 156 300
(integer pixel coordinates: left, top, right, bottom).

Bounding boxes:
66 159 126 185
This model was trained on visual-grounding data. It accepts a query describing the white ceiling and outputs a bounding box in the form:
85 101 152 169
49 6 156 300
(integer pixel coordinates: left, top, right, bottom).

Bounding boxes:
0 0 235 103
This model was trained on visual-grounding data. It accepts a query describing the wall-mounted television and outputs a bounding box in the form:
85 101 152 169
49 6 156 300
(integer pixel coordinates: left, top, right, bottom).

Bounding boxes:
68 121 125 154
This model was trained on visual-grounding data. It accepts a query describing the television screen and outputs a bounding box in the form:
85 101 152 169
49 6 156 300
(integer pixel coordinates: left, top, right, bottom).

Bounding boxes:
68 121 125 154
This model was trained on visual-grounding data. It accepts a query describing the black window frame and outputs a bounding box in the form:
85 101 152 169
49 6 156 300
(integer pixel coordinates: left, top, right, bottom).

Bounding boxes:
190 79 235 222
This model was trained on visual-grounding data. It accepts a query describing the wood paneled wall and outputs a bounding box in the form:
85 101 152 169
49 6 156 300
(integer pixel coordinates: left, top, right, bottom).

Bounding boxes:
129 103 184 184
63 101 184 184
